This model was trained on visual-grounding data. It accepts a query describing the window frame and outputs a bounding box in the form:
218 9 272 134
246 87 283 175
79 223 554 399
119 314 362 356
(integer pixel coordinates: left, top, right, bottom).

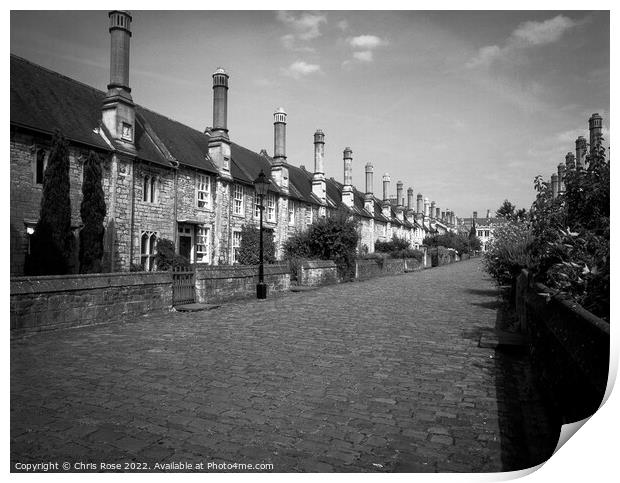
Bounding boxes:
196 174 211 209
140 231 157 271
195 225 211 264
231 229 242 264
233 184 244 216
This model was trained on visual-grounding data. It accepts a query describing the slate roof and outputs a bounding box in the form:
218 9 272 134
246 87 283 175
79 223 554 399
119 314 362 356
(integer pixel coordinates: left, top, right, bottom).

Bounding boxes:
10 54 410 219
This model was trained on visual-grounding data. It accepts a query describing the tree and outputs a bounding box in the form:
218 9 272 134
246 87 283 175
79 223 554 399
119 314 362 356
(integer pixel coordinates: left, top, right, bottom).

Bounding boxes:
496 199 516 219
79 151 107 273
237 224 276 265
25 131 73 275
423 232 471 254
154 238 190 270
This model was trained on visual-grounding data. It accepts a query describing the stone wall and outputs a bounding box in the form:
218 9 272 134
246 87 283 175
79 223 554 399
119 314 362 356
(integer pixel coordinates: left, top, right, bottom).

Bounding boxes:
515 270 609 424
10 272 172 335
194 263 290 303
355 258 422 280
299 260 338 287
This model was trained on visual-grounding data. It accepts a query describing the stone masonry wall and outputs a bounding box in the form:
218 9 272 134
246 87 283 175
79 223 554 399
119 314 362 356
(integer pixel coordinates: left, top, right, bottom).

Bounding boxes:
299 260 338 287
194 263 290 303
10 271 172 335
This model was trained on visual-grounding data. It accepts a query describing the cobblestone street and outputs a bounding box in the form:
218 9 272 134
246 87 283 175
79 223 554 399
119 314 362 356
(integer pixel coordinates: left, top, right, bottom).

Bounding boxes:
11 259 554 472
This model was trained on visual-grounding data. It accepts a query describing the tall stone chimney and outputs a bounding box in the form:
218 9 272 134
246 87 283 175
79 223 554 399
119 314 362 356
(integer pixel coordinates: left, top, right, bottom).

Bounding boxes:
423 197 430 218
312 130 326 207
588 113 603 153
271 108 289 193
441 211 446 221
435 207 441 219
208 68 232 177
565 152 576 171
430 201 436 219
395 181 403 207
407 187 414 211
102 11 135 150
342 147 354 209
486 209 490 219
551 173 559 199
557 163 566 194
473 211 478 219
575 136 587 170
364 162 374 213
416 193 423 215
382 174 391 218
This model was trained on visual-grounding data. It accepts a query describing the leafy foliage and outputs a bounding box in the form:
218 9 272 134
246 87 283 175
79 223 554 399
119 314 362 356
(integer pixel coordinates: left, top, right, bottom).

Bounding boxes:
284 211 359 279
154 238 190 270
375 235 410 253
529 141 609 319
496 199 528 221
25 131 74 275
483 220 535 285
79 151 107 273
423 232 472 254
237 224 276 265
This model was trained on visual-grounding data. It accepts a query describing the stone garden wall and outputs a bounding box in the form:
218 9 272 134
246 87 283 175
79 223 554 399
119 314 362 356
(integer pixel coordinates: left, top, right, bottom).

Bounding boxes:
10 271 173 335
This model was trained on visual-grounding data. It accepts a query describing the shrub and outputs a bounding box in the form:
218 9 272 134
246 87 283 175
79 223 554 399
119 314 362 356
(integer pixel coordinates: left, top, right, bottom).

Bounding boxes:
237 224 276 265
483 220 535 285
284 210 359 280
423 232 471 254
154 238 190 270
79 151 106 274
390 248 424 261
375 235 410 253
25 131 74 275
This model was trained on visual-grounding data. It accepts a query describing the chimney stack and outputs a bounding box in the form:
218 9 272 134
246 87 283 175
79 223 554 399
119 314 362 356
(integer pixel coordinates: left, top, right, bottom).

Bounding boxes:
207 68 232 176
312 130 326 208
396 181 404 207
557 163 566 194
102 11 136 148
342 147 354 209
424 197 430 218
436 207 441 219
364 163 374 213
416 193 423 215
551 173 559 199
473 211 478 219
407 187 414 211
271 108 289 192
588 113 603 153
486 209 490 219
382 174 391 218
430 201 436 219
575 136 586 169
565 152 576 171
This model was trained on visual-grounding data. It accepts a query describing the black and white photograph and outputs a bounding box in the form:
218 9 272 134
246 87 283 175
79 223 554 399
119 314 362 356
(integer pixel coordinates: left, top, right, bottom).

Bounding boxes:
8 3 612 477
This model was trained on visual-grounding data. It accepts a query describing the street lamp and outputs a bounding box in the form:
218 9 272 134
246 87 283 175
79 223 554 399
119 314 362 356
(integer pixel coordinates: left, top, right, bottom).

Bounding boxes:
253 169 270 299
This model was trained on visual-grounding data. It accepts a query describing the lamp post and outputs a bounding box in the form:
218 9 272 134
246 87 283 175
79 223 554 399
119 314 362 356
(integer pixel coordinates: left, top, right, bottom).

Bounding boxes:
253 169 270 299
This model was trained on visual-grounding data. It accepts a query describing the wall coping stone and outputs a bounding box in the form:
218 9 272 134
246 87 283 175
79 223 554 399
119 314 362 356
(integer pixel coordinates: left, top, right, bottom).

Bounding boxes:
11 271 172 296
301 260 337 269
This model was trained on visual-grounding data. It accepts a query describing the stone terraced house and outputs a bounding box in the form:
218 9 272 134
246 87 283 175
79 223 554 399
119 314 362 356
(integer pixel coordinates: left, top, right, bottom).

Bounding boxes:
10 11 459 276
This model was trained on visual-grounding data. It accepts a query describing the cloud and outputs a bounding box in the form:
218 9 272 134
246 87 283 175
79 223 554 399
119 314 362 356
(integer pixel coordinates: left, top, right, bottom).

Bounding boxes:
511 15 576 46
337 19 349 32
353 50 373 62
282 60 322 79
347 35 386 49
277 11 326 50
467 15 577 69
344 34 388 65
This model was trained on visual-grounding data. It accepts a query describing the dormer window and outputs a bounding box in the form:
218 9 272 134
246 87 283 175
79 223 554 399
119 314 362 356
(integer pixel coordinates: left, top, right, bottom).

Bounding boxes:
121 122 133 141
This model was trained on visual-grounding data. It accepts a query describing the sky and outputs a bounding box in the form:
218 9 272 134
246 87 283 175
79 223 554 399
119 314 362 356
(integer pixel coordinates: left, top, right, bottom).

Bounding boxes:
10 8 610 218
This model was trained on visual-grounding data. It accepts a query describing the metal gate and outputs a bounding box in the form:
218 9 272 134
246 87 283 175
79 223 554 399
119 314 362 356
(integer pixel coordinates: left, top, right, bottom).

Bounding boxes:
172 266 195 305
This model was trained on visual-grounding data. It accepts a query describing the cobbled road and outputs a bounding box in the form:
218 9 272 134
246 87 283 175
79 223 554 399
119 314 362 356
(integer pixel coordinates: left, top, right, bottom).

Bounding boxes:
11 258 543 472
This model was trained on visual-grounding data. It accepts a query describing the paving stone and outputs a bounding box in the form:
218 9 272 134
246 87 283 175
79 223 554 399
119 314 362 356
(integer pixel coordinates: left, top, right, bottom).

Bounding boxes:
10 259 553 473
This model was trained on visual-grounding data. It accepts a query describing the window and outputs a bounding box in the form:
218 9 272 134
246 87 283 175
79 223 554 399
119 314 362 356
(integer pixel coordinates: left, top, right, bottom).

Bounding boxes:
253 191 261 219
196 226 210 263
121 122 133 141
288 199 295 225
143 175 158 203
140 231 157 271
485 230 490 237
266 194 276 222
306 205 313 225
478 230 483 237
233 184 244 216
34 149 48 185
232 230 241 264
197 174 211 209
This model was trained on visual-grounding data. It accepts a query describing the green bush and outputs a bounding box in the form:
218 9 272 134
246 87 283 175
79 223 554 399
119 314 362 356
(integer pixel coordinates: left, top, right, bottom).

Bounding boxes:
528 141 609 320
424 232 471 254
284 211 359 280
389 248 424 261
237 224 276 265
375 235 410 253
154 238 190 270
483 220 535 285
79 151 106 274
